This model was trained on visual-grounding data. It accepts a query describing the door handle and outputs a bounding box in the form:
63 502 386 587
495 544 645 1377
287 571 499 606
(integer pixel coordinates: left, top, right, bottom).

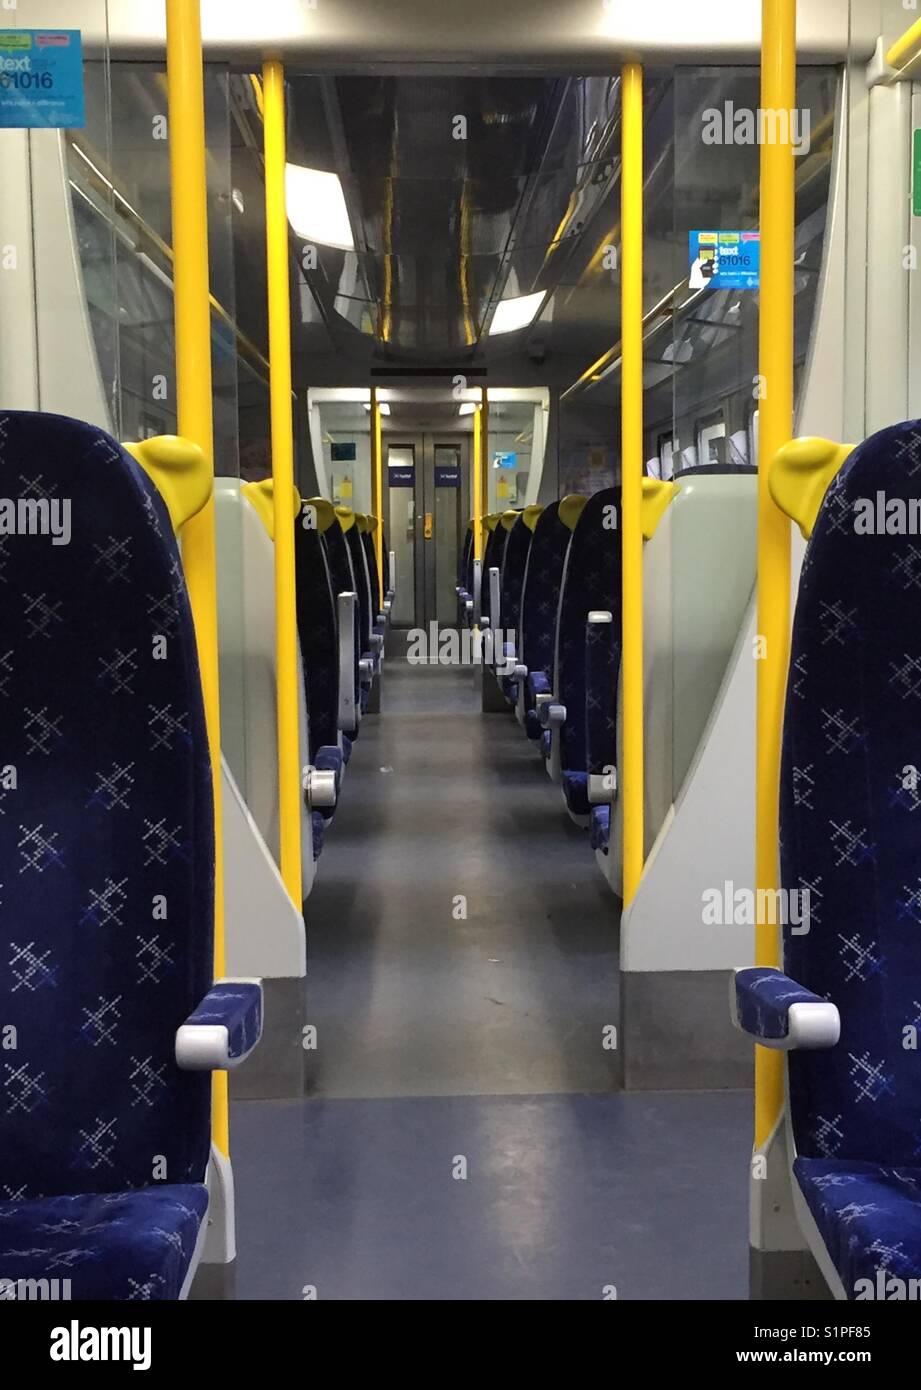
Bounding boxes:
423 512 433 540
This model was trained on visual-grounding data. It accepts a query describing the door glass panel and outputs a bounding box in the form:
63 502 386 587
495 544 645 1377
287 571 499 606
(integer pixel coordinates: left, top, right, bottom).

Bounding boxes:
387 445 416 626
434 444 461 626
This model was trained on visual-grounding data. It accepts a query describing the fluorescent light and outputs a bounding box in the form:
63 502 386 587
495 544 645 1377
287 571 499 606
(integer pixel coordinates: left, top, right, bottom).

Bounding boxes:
489 291 546 336
364 402 391 416
285 164 354 251
458 403 478 416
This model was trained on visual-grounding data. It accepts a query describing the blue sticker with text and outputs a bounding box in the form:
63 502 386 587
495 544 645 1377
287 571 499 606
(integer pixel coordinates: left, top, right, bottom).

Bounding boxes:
0 30 85 129
688 230 760 290
435 465 460 487
388 465 414 488
494 452 517 470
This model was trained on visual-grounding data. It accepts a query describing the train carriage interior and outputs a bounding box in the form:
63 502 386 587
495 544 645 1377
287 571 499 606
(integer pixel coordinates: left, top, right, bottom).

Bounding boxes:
3 0 921 1337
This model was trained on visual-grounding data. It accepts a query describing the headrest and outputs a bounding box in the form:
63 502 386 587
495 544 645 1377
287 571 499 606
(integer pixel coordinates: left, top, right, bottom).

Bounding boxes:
483 513 501 533
641 478 679 540
558 494 589 531
302 496 337 533
355 513 373 535
367 515 380 533
123 435 211 534
522 504 543 532
770 436 855 539
500 509 520 532
334 505 356 534
241 478 302 541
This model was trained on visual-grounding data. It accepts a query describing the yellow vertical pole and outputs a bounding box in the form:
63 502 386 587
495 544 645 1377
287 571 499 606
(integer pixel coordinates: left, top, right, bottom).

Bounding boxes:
473 403 484 561
371 388 384 606
754 0 796 1148
165 0 228 1155
480 390 490 525
262 59 303 907
620 62 645 908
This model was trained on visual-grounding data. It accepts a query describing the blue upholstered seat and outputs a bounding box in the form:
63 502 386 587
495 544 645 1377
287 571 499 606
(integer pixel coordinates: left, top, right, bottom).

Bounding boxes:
0 411 256 1299
519 503 570 740
590 806 611 854
553 488 621 814
758 419 921 1296
294 518 341 759
322 517 362 738
0 1186 209 1301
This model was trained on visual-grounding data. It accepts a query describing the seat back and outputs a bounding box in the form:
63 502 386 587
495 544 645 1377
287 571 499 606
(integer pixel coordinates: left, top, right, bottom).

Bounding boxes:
360 521 381 615
519 501 570 680
294 516 340 756
344 521 373 656
554 487 621 774
781 421 921 1166
480 518 506 626
499 512 532 640
0 411 213 1200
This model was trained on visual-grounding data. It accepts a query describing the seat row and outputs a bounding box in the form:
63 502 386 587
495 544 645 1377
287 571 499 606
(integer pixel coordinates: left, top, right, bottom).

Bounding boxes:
459 481 674 893
214 479 393 892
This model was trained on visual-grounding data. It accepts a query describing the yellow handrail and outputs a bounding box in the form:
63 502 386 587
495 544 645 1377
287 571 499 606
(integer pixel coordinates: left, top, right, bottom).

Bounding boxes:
262 60 303 908
371 388 384 606
165 0 228 1156
755 0 796 1148
620 62 644 909
886 16 921 71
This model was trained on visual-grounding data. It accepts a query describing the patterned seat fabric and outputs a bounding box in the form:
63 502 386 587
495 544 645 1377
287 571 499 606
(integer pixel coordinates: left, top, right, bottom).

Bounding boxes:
780 419 921 1293
0 411 214 1299
554 488 621 814
294 521 340 757
520 503 569 740
0 1185 209 1301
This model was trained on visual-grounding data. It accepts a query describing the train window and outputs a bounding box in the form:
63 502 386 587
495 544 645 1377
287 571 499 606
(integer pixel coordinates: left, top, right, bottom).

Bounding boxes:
697 414 727 466
657 436 676 480
748 407 760 468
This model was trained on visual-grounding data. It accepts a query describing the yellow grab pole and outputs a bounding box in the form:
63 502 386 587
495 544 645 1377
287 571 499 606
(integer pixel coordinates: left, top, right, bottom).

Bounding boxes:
620 62 644 908
263 60 303 907
371 388 384 606
755 0 796 1148
480 390 490 526
165 0 228 1155
473 403 484 561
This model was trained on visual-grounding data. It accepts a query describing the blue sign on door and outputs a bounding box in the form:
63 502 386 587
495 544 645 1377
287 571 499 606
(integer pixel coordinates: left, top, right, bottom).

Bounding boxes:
435 465 460 487
388 465 414 488
688 230 760 290
0 31 85 129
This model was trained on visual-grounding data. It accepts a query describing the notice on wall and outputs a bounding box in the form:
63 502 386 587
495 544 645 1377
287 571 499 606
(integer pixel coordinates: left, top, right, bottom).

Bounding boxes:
388 464 414 488
434 464 460 487
688 230 760 290
0 31 85 129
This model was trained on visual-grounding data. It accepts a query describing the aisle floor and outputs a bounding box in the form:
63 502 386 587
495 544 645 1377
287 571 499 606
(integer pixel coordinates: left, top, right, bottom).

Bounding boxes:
232 654 751 1299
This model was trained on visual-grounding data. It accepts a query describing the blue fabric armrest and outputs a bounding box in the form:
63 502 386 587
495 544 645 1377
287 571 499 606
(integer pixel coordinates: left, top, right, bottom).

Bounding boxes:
731 967 839 1050
175 980 263 1071
530 670 552 698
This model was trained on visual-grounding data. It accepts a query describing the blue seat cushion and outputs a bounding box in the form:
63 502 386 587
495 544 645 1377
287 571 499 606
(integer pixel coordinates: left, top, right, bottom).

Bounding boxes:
0 1184 208 1300
314 745 344 781
562 769 591 816
794 1157 921 1298
590 806 610 853
524 709 542 740
311 811 326 861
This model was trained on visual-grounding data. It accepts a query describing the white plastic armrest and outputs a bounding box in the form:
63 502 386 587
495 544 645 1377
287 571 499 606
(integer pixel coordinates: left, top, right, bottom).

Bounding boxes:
472 558 482 625
535 692 552 709
540 702 566 728
388 551 396 603
303 767 337 808
337 591 358 733
588 770 616 803
513 663 528 681
175 977 263 1071
359 656 374 681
